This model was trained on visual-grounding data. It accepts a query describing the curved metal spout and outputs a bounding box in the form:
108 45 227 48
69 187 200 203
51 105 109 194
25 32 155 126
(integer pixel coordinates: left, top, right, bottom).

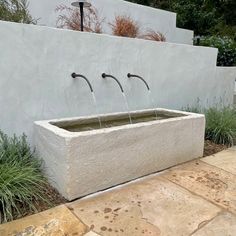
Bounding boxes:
101 73 124 93
71 73 94 92
127 73 150 91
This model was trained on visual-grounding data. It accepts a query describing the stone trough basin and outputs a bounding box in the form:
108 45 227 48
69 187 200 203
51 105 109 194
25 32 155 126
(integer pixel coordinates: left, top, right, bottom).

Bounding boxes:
34 108 205 200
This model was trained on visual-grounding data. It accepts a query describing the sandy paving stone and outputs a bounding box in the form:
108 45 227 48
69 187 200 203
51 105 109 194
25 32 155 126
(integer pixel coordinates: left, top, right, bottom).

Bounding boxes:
68 176 220 236
192 211 236 236
202 148 236 175
0 205 88 236
163 160 236 213
84 231 101 236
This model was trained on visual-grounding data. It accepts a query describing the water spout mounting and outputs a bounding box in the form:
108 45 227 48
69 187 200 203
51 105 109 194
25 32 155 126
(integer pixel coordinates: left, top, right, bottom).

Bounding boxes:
101 73 124 93
71 72 94 92
127 73 150 91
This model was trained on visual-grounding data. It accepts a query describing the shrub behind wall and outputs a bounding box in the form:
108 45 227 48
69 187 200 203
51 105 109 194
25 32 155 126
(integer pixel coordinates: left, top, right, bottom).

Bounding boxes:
0 0 36 24
197 36 236 66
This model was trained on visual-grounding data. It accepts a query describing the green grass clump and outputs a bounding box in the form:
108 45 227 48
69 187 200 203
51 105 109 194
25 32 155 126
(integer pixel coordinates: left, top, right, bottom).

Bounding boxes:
205 107 236 146
184 106 236 146
0 131 47 223
184 105 202 114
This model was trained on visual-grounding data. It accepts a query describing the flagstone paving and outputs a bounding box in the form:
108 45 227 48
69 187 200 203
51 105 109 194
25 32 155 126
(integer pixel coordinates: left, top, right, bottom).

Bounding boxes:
202 146 236 175
191 211 236 236
0 205 88 236
67 177 221 236
0 148 235 236
162 160 236 214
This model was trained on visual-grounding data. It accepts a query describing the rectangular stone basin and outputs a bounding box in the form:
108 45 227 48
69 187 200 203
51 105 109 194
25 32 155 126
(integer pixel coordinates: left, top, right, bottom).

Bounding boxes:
34 108 205 200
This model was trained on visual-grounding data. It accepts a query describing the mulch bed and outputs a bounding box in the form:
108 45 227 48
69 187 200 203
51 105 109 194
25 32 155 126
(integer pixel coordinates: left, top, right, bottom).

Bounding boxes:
11 183 68 222
203 140 228 157
33 183 67 211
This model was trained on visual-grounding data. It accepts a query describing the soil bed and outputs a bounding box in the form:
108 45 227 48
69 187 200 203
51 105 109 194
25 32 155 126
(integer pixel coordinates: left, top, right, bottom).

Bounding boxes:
203 140 227 157
10 183 67 222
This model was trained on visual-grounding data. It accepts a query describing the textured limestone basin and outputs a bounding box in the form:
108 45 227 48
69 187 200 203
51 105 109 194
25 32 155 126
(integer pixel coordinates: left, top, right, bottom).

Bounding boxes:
34 108 205 200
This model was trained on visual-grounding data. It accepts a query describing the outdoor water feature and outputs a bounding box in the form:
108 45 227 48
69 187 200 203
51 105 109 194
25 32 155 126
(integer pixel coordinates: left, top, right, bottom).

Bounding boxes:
71 72 102 128
91 92 102 128
127 73 159 119
1 0 235 228
65 73 177 132
34 73 205 200
102 73 133 124
127 73 150 90
52 109 185 132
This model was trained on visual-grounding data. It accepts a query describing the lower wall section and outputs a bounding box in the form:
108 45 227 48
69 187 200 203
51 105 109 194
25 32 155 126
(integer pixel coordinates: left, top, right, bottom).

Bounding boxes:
34 109 205 200
173 27 193 45
0 21 235 144
214 67 236 108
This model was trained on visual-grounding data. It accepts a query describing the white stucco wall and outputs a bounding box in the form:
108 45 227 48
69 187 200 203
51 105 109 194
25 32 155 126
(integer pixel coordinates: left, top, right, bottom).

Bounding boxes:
28 0 193 44
0 21 235 143
214 67 236 108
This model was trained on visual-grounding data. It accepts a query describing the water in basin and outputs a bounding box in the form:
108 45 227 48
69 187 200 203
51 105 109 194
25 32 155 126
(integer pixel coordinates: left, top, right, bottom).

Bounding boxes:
52 110 186 132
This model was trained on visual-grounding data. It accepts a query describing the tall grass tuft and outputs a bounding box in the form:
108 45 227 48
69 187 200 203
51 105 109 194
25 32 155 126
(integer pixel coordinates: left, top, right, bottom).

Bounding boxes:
110 15 140 38
0 131 47 223
205 107 236 146
183 106 236 146
142 29 166 42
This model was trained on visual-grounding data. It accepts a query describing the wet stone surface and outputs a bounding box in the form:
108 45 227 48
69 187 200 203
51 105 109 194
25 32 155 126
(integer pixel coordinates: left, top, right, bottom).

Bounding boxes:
162 160 236 214
0 205 88 236
192 211 236 236
68 176 221 236
202 147 236 175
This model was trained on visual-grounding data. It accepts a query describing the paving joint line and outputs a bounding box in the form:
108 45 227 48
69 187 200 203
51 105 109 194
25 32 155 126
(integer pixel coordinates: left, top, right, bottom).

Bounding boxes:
64 204 91 234
188 210 225 236
199 159 236 177
161 176 234 214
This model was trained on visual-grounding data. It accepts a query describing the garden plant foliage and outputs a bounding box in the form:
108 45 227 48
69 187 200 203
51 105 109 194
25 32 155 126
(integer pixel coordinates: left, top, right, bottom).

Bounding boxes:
0 131 47 223
198 36 236 66
0 0 36 24
185 107 236 146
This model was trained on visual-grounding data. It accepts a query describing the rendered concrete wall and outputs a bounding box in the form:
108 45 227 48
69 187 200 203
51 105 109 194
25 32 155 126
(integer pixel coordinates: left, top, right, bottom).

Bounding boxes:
0 21 235 144
34 109 205 200
214 67 236 108
28 0 193 44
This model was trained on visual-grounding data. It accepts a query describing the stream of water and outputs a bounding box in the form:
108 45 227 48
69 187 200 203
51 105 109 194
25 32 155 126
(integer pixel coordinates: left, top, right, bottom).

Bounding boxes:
91 92 102 128
122 92 133 124
148 90 158 119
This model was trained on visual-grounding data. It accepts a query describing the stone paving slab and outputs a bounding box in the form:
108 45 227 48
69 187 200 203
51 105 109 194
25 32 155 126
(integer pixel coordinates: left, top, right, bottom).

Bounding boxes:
68 176 221 236
202 147 236 175
192 211 236 236
162 160 236 214
84 232 101 236
0 205 88 236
